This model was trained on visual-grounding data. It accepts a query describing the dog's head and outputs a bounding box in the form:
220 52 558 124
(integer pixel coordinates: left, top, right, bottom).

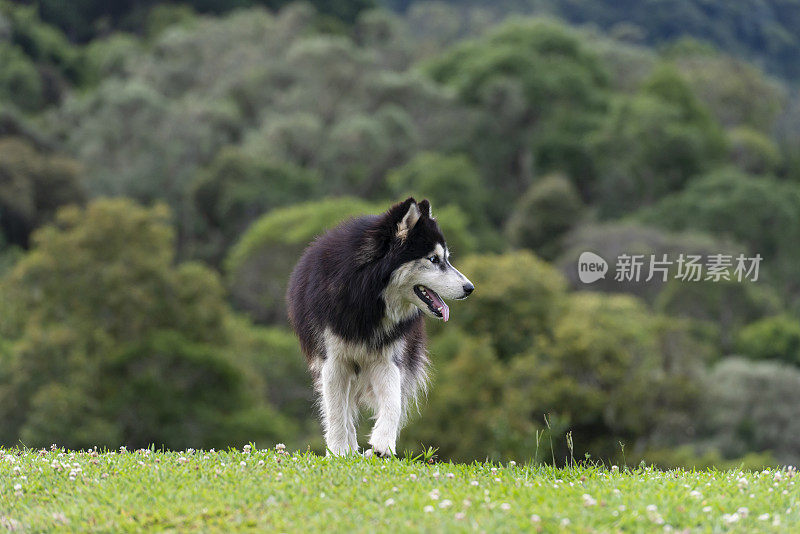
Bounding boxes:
368 197 474 322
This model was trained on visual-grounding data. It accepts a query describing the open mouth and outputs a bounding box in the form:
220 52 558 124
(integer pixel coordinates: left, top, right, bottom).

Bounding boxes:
414 285 450 322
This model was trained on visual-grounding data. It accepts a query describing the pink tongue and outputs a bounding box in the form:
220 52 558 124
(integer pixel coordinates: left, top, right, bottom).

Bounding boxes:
428 290 450 322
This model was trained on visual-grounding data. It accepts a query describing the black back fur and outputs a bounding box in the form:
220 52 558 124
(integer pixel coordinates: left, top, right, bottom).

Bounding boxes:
287 197 445 361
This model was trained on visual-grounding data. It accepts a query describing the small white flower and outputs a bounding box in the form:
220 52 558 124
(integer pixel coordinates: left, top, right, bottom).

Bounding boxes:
13 483 22 491
758 513 770 521
409 474 417 481
440 500 452 509
722 513 740 524
611 465 619 472
446 472 455 479
455 512 466 520
424 505 434 513
737 477 749 489
560 518 571 526
737 507 749 518
470 480 478 486
690 490 702 499
583 494 597 507
500 503 511 511
703 506 712 513
530 514 541 523
384 498 395 507
509 461 516 467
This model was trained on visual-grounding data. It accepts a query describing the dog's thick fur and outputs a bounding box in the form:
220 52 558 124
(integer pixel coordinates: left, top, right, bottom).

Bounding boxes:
287 198 474 456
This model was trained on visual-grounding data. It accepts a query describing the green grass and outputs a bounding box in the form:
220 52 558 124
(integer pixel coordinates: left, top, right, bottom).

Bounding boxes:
2 446 798 532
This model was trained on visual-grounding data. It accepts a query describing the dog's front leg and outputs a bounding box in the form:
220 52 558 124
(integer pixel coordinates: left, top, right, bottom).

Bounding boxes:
320 357 358 456
367 359 402 457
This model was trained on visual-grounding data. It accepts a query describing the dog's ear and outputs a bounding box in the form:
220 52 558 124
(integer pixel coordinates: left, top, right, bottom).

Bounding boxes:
393 197 421 241
418 199 432 219
359 198 419 262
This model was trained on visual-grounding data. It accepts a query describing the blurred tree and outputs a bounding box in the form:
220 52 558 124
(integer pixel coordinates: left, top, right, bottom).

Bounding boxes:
727 127 782 175
637 168 800 299
510 293 705 461
0 1 85 109
0 199 290 449
424 19 609 220
669 43 786 132
0 42 43 111
192 147 321 263
591 65 726 217
406 275 706 463
656 279 781 352
445 251 567 361
386 151 499 249
557 223 740 303
702 358 800 466
0 136 84 247
737 315 800 366
24 0 374 42
506 174 584 260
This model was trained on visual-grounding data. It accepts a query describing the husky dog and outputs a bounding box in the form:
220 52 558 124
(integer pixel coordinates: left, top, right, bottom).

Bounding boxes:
287 198 474 457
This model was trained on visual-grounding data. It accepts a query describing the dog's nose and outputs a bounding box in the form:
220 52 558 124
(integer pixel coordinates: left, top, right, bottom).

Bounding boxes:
462 283 474 296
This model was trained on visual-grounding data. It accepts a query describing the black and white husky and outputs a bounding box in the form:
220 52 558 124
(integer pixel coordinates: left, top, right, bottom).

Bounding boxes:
287 198 474 457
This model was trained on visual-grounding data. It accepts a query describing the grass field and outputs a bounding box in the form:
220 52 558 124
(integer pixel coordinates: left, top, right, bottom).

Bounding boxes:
2 445 798 532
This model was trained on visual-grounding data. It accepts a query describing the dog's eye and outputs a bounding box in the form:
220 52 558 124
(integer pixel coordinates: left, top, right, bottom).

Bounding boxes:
428 255 439 264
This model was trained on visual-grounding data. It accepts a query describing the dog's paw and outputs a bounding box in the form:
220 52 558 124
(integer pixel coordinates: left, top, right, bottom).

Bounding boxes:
364 447 393 459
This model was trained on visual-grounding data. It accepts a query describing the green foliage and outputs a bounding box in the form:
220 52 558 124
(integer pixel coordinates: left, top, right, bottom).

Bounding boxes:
0 199 285 449
30 0 374 42
727 127 782 175
557 223 738 304
506 174 584 260
656 279 780 352
424 19 608 214
192 147 321 262
591 66 726 217
0 137 84 247
386 151 498 249
0 43 43 111
737 315 800 365
386 151 484 221
702 357 800 465
409 267 706 463
3 0 800 467
509 293 704 461
0 1 85 108
448 251 566 360
637 168 800 295
671 46 786 132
